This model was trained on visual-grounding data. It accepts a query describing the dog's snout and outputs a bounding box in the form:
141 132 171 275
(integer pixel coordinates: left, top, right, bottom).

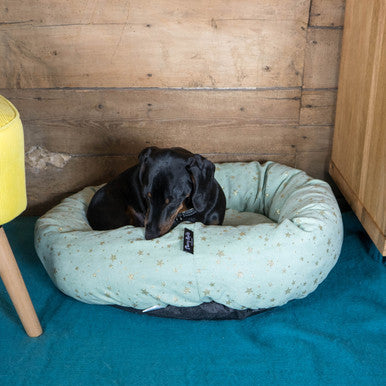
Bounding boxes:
145 224 159 240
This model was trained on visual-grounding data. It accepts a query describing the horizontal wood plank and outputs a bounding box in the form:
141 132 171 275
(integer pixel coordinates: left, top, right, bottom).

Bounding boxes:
303 29 343 88
0 3 308 89
296 126 334 151
26 155 136 215
25 153 296 214
300 89 337 125
296 149 331 180
309 0 345 27
3 88 301 155
3 88 300 122
1 0 310 26
23 121 299 156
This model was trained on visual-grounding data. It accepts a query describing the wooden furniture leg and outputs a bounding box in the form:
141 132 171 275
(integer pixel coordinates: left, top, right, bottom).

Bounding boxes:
0 226 43 337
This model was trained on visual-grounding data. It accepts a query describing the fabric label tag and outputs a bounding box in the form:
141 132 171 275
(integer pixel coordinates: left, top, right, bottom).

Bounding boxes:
183 228 194 254
142 305 165 313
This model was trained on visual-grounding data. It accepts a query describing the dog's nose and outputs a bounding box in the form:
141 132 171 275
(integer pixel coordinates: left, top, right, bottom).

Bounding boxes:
145 232 157 240
145 226 159 240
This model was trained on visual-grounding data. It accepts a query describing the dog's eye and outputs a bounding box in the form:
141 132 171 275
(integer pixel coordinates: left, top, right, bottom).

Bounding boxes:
165 198 170 205
147 192 152 198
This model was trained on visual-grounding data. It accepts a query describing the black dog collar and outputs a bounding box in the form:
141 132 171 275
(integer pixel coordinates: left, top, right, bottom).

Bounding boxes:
176 208 197 222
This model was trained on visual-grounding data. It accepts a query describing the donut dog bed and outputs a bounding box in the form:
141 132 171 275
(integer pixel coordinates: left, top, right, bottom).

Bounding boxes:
35 161 343 319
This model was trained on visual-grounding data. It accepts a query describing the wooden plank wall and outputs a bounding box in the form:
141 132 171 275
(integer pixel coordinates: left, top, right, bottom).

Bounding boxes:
0 0 345 214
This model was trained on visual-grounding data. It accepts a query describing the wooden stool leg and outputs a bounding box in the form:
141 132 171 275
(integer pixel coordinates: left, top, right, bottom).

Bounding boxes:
0 226 43 337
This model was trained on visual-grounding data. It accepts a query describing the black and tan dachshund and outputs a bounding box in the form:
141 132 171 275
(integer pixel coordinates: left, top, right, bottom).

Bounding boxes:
87 147 226 240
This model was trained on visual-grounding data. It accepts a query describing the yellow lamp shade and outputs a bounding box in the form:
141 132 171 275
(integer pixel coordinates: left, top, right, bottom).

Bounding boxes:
0 95 27 225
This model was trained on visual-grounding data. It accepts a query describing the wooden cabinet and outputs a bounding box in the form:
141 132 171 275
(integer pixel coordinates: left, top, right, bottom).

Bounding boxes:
330 0 385 255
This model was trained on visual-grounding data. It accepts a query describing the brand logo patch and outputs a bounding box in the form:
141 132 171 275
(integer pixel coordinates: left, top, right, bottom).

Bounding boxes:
183 228 194 254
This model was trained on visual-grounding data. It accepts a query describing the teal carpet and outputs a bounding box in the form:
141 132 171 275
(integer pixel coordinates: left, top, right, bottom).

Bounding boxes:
1 213 385 385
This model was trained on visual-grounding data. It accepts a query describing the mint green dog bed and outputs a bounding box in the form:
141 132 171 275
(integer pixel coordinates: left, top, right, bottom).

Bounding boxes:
35 161 343 318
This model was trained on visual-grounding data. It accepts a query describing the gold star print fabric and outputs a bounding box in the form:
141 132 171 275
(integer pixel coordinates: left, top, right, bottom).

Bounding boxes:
35 161 343 311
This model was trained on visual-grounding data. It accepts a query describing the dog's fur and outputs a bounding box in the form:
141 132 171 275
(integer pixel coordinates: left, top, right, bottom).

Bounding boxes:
87 147 226 240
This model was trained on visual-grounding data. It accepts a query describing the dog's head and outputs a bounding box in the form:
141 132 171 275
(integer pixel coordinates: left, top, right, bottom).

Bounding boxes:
138 146 216 240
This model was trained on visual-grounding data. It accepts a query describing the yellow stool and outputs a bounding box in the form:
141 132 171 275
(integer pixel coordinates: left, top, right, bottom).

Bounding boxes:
0 95 42 337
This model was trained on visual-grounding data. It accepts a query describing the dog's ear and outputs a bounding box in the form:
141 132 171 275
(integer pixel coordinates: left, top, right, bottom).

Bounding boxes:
138 146 157 163
186 154 215 212
138 147 157 185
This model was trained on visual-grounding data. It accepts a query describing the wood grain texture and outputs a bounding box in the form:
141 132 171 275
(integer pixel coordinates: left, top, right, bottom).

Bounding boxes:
0 0 346 214
332 0 383 195
22 121 300 156
296 150 331 180
362 36 385 234
3 88 300 155
303 29 343 88
300 90 337 125
26 153 296 215
330 161 385 255
1 0 310 26
3 88 300 123
0 227 43 337
330 0 385 255
309 0 345 27
358 5 385 234
296 126 334 152
0 0 309 89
